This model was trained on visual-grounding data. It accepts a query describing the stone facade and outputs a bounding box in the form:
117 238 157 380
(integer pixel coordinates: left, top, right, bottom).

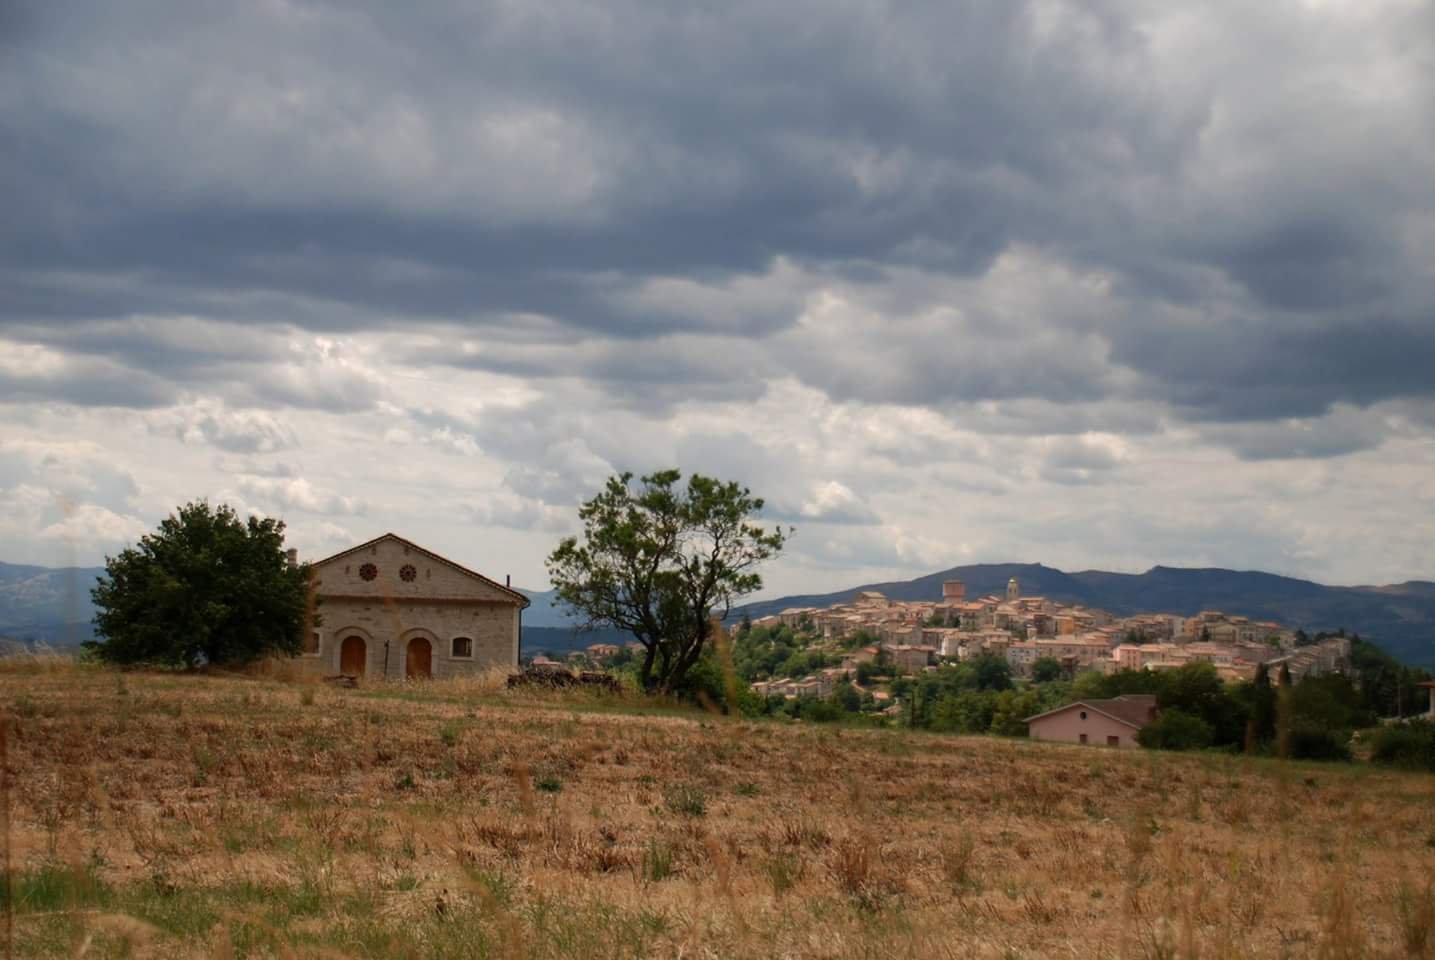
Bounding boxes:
298 533 528 680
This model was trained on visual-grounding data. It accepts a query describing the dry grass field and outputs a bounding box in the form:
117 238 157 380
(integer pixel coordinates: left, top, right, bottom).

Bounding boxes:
2 659 1433 959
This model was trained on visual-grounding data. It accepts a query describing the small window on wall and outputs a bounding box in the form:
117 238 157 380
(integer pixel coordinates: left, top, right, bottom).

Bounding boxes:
452 637 473 659
303 630 321 655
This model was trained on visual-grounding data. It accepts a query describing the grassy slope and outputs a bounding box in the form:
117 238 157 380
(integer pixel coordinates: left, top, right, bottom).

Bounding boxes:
2 664 1433 958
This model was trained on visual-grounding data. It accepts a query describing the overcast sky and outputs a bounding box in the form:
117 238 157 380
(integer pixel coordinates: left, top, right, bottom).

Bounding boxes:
3 0 1434 594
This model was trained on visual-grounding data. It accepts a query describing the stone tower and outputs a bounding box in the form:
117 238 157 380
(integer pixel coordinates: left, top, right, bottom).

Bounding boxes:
1007 576 1020 602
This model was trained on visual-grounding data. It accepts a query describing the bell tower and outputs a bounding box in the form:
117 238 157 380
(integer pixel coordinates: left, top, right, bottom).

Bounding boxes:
1007 576 1020 602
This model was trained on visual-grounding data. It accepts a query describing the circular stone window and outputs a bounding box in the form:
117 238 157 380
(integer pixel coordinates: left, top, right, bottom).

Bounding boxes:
399 564 417 582
359 562 378 581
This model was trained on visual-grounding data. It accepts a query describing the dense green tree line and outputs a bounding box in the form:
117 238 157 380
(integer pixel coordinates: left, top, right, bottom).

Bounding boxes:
730 623 838 681
1346 636 1432 718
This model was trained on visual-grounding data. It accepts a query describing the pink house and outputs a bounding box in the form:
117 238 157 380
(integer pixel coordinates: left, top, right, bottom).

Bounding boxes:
1025 695 1158 749
1419 681 1435 718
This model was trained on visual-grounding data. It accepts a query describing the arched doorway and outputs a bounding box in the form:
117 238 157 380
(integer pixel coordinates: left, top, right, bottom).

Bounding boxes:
339 635 366 677
406 637 432 679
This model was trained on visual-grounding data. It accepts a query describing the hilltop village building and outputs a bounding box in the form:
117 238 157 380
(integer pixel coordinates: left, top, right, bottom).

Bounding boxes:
298 533 529 680
748 577 1352 699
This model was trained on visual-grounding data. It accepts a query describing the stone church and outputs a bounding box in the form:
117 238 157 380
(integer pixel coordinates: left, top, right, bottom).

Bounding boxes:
298 533 529 680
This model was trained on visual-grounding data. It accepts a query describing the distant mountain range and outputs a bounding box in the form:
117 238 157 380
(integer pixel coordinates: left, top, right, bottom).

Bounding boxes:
6 561 1432 668
0 561 101 649
516 587 574 628
732 563 1435 669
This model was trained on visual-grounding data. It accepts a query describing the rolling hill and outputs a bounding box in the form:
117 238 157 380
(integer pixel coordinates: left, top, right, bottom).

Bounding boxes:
6 560 1432 668
733 563 1435 669
0 561 102 649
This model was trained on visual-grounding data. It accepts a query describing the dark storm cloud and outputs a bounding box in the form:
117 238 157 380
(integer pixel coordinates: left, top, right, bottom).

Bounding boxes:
1 0 1433 443
0 0 1178 298
1118 314 1435 424
0 357 177 409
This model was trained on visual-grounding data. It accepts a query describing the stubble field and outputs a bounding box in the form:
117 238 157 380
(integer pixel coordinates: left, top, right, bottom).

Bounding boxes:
2 661 1433 958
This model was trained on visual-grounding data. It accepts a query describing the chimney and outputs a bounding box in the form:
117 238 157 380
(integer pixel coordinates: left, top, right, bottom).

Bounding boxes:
285 548 298 568
506 574 511 587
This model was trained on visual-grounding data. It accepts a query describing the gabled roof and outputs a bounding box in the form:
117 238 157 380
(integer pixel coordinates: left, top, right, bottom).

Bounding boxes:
312 532 530 607
1024 694 1158 730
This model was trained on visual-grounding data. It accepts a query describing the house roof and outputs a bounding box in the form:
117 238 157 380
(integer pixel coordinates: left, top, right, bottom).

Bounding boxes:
1024 694 1158 730
312 532 530 607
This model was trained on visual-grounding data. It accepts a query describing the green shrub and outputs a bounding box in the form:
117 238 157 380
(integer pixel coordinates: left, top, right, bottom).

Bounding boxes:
641 840 675 883
663 783 706 817
1031 658 1064 683
1284 726 1352 762
1369 720 1435 772
800 699 844 723
1136 709 1214 751
1 864 110 912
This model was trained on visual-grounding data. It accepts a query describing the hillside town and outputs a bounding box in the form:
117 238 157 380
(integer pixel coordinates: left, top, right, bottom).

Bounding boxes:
741 577 1353 701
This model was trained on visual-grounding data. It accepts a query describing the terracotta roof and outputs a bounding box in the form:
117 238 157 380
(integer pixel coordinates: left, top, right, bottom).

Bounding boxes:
1024 694 1158 729
1098 695 1158 725
312 532 530 606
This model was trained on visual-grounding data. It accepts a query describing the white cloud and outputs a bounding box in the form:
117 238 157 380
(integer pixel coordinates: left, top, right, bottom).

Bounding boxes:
37 503 147 548
234 476 366 517
154 401 299 453
795 481 880 525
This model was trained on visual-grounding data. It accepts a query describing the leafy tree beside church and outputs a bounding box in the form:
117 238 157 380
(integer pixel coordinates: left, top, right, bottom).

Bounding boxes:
88 501 312 668
547 470 788 694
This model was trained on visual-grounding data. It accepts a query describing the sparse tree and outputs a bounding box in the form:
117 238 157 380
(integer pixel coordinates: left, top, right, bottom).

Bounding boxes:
1031 657 1063 683
1276 662 1294 757
1251 662 1277 744
971 654 1013 691
833 680 862 713
1137 709 1214 751
547 470 789 694
88 500 312 668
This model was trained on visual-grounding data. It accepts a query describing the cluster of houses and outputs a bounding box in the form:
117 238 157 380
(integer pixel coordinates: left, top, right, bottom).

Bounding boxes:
750 675 835 699
745 577 1354 708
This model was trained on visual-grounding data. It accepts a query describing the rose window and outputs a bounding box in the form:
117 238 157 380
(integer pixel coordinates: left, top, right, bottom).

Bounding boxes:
359 562 378 581
400 564 417 582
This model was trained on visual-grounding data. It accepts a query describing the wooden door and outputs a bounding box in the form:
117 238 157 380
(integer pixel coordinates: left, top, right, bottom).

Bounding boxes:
340 636 366 677
406 637 432 679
